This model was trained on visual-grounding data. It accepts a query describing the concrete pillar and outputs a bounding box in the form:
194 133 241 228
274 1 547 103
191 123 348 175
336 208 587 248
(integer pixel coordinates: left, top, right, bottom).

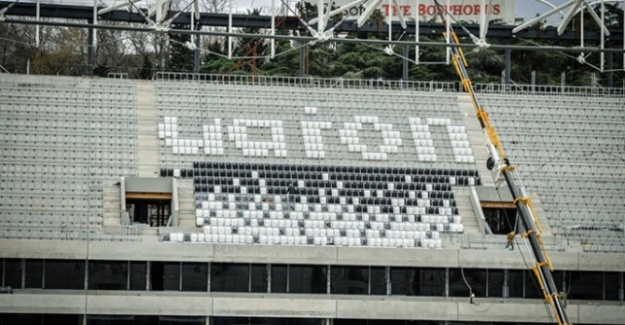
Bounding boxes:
385 266 391 295
445 268 449 297
146 261 151 291
20 259 25 289
267 264 272 293
619 272 624 301
503 269 509 298
326 265 331 294
207 263 211 292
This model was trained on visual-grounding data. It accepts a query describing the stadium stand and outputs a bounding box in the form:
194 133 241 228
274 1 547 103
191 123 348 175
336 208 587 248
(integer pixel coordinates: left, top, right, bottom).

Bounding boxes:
0 75 138 240
482 93 625 252
1 74 624 325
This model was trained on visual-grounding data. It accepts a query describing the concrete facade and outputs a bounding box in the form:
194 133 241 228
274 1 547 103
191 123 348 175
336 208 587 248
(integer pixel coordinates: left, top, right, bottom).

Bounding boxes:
1 239 624 271
0 291 623 323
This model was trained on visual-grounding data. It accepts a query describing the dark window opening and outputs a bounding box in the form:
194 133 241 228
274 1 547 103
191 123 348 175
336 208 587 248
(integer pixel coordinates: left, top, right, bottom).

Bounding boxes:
369 267 386 295
45 260 85 289
331 266 368 295
150 262 164 291
482 207 517 235
129 262 147 291
126 199 171 227
25 259 43 288
211 263 249 292
250 264 268 293
182 263 208 292
271 264 288 293
89 261 128 290
3 259 22 289
567 271 603 300
163 262 181 291
289 265 327 294
449 269 486 297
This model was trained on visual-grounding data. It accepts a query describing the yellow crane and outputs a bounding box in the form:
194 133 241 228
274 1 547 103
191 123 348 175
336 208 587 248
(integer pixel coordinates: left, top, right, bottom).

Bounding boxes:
431 2 572 324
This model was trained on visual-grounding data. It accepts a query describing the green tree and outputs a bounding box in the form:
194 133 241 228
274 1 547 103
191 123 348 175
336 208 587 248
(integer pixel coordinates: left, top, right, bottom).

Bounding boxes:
167 24 194 72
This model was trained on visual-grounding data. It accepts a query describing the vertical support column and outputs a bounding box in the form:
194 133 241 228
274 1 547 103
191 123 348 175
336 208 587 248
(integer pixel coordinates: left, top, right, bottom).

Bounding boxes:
86 21 94 76
179 262 183 291
267 264 272 293
194 32 201 74
248 263 253 292
286 264 290 293
619 271 624 301
502 269 509 298
20 259 25 289
402 44 409 81
504 48 511 86
326 265 331 294
445 268 450 297
385 266 391 295
146 261 151 291
127 261 131 290
367 266 372 295
207 263 211 292
299 44 307 77
606 49 613 88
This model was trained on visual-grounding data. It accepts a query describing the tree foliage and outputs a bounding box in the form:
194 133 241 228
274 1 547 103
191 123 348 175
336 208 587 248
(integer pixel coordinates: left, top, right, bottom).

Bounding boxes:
0 5 623 87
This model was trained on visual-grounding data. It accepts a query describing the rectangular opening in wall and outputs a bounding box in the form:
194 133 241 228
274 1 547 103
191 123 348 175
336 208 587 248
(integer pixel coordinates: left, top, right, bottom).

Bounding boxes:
481 206 518 235
369 267 386 295
129 261 147 291
126 197 171 227
3 259 21 289
89 261 128 290
182 262 208 292
124 177 174 227
45 260 85 290
25 259 43 289
271 264 287 293
331 266 368 295
211 263 249 292
163 262 181 291
289 265 326 294
475 187 517 235
250 264 268 293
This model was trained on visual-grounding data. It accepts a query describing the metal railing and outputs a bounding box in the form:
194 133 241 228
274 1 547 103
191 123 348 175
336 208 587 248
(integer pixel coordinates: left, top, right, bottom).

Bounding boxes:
473 82 625 97
153 72 458 92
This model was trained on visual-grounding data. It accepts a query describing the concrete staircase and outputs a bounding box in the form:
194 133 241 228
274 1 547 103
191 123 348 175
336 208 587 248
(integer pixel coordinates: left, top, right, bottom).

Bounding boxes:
453 187 480 236
456 94 495 187
177 184 197 229
136 82 159 178
102 184 121 228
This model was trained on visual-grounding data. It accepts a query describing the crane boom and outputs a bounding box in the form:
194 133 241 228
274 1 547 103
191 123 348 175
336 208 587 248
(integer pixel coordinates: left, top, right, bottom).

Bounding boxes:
431 3 571 325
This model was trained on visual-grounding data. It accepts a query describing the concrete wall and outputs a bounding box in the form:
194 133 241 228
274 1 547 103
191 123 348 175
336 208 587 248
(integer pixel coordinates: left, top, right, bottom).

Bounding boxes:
0 291 623 324
1 239 624 271
125 177 173 193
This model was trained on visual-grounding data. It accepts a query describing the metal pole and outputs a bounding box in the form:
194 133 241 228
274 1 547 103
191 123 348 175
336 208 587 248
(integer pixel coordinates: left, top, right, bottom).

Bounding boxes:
402 43 409 81
86 21 94 76
194 32 201 73
504 48 511 86
299 44 306 77
606 49 613 87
